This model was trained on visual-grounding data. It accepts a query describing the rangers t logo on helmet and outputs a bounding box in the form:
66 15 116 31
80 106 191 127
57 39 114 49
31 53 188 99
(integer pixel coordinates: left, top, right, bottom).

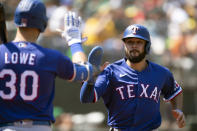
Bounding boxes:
129 25 139 34
122 24 151 53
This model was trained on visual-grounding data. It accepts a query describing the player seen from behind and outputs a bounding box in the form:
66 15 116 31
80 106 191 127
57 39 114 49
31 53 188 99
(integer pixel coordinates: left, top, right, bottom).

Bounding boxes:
0 0 102 131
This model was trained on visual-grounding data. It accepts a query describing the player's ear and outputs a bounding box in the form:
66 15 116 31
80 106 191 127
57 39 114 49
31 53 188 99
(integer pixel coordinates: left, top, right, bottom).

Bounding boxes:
144 41 149 54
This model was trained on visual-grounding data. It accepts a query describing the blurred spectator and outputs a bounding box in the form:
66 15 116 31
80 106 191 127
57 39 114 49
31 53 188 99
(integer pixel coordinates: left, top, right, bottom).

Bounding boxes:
54 113 74 131
83 2 117 45
38 0 75 54
48 0 74 32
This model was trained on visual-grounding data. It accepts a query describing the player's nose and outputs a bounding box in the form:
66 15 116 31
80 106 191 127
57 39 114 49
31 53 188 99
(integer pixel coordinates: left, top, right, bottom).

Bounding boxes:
130 42 139 49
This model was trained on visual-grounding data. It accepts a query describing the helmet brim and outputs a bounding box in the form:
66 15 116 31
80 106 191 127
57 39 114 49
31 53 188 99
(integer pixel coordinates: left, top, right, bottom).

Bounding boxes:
122 34 149 42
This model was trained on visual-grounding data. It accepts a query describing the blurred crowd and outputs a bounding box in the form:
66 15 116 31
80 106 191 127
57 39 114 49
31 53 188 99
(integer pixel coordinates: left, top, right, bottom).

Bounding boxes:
52 106 106 131
4 0 197 72
3 0 197 130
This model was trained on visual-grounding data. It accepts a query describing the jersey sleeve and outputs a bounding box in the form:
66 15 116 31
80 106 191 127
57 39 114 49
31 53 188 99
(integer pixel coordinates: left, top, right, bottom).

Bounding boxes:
161 71 182 101
56 53 74 80
94 67 111 101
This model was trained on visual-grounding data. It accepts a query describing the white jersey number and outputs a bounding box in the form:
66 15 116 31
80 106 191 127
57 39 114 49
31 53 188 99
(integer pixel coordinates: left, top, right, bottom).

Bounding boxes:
0 69 39 101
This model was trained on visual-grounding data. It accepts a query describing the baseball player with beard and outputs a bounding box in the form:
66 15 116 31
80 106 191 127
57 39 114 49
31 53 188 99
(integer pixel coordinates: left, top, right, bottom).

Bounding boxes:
80 24 186 131
0 0 103 131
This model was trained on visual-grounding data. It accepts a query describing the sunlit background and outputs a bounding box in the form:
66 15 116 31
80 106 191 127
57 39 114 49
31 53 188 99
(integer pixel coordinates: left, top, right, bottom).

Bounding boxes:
2 0 197 130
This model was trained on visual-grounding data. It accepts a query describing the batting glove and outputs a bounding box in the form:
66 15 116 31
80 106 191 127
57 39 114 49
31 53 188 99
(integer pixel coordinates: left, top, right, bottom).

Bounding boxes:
87 46 104 84
60 11 83 46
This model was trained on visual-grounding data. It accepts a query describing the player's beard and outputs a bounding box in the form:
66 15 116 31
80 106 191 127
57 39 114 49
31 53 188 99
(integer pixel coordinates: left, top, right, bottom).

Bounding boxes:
125 49 146 63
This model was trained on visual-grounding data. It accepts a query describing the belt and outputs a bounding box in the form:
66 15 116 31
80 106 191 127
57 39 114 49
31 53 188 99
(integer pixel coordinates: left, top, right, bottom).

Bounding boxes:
0 120 51 127
110 127 158 131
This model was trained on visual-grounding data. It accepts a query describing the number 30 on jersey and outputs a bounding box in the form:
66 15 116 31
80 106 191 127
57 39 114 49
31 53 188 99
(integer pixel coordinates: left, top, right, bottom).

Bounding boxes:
0 69 39 101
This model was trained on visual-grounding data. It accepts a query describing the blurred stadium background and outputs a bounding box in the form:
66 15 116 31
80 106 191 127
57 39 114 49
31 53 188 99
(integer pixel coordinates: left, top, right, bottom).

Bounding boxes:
2 0 197 131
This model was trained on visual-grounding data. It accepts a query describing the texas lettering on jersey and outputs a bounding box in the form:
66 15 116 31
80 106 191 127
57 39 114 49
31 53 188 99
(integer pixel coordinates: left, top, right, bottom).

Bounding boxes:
92 58 182 130
116 83 161 103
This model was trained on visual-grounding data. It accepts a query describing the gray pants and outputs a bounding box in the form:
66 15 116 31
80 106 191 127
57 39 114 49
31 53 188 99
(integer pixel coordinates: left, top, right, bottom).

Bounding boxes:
109 127 158 131
0 121 52 131
0 125 52 131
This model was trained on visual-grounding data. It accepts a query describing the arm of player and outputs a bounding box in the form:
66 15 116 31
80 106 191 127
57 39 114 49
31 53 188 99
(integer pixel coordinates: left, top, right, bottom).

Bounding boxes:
60 11 91 82
61 11 105 82
170 93 186 128
80 46 108 103
79 47 100 102
68 45 104 82
80 61 109 103
80 82 96 103
62 11 87 63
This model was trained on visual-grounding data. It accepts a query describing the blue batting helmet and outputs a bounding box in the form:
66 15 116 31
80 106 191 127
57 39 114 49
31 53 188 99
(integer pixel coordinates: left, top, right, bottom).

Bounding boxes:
122 24 151 53
14 0 48 32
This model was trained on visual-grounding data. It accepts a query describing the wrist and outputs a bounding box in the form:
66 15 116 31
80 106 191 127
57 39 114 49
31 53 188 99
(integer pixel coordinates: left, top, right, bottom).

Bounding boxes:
172 109 182 113
70 43 84 55
68 38 82 46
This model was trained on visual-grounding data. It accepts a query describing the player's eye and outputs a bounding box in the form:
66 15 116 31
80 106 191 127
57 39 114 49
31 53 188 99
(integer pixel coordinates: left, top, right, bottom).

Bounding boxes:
137 41 144 45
